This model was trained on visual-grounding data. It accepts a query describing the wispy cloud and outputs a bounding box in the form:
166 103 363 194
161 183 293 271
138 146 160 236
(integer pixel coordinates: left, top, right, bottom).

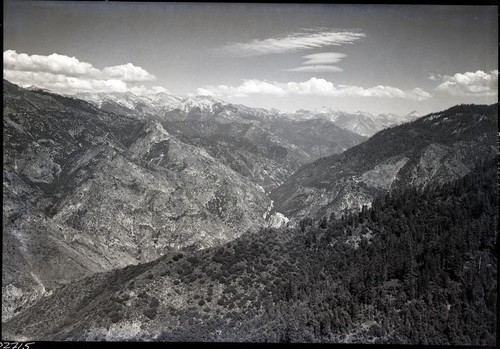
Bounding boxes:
435 70 498 96
286 52 347 73
217 29 365 57
3 50 166 95
197 77 431 101
286 65 344 73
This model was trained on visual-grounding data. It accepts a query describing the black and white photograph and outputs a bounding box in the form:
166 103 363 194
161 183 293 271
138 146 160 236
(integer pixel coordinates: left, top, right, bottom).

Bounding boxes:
2 1 498 345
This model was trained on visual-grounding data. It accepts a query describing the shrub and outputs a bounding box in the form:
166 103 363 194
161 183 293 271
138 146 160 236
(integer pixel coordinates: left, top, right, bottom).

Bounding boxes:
149 297 160 308
143 307 157 320
173 253 184 261
110 311 122 323
198 299 206 306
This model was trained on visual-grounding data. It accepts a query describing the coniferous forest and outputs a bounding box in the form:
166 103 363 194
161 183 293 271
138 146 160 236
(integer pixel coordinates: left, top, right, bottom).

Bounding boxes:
148 157 497 344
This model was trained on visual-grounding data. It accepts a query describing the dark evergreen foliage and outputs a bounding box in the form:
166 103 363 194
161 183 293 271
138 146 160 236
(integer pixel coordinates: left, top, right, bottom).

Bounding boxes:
156 157 497 344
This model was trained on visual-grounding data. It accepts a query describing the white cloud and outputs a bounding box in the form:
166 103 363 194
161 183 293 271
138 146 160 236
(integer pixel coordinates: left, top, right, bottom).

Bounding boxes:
102 63 155 82
198 77 431 101
285 65 344 73
428 73 438 81
196 88 217 96
435 70 498 96
286 52 346 73
218 29 365 57
129 85 170 95
3 49 100 77
234 80 287 97
3 69 128 94
302 52 347 65
3 50 165 95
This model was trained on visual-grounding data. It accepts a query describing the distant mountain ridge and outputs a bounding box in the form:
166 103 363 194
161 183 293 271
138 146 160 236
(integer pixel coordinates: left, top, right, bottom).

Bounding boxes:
291 108 422 137
270 103 498 222
75 89 367 192
75 90 419 137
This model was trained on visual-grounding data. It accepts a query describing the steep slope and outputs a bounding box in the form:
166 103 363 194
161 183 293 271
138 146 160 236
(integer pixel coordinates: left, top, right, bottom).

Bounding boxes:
78 91 367 191
270 104 498 221
3 159 496 344
2 80 270 320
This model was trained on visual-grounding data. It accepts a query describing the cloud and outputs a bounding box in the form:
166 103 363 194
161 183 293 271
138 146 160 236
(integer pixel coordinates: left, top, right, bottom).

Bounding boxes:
129 85 170 95
102 63 155 82
3 69 128 94
302 52 347 65
428 73 438 81
285 65 344 73
198 80 287 98
3 50 163 95
435 70 498 96
198 77 431 101
286 52 346 73
196 88 217 97
218 29 365 57
3 49 100 77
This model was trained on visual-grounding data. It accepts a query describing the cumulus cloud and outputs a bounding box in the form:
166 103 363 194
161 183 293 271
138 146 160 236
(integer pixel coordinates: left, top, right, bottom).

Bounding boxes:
102 63 155 82
196 88 217 97
3 69 128 94
129 84 170 95
218 29 365 57
197 77 431 101
435 70 498 96
3 50 164 95
428 73 438 81
4 50 100 77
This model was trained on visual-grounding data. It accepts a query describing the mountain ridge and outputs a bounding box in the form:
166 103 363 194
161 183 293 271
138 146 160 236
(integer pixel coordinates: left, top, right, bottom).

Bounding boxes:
270 103 498 222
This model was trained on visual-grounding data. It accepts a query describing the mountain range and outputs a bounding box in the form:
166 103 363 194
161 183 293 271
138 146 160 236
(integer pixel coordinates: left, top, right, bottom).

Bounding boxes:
291 108 422 137
2 80 497 344
270 104 498 222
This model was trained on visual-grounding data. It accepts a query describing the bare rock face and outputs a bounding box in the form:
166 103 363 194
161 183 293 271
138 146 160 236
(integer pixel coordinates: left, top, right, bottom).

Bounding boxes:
270 104 498 221
2 80 270 320
267 212 291 229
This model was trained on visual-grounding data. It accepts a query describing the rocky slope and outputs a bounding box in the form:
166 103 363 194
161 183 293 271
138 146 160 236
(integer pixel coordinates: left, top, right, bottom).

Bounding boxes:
270 104 498 222
77 92 367 192
2 80 271 320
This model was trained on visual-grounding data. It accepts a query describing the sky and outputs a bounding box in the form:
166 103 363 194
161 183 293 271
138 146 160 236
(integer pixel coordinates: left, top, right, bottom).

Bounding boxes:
3 1 498 115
